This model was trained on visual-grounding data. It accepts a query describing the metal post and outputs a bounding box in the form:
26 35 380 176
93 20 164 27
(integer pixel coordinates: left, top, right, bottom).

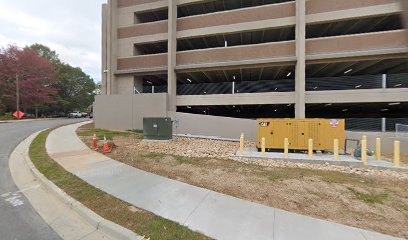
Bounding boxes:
284 138 289 158
261 138 266 156
394 140 400 167
232 81 235 94
16 73 20 119
240 133 244 156
334 139 339 160
361 138 367 165
381 118 386 132
382 74 387 89
152 86 155 94
308 139 313 159
375 137 381 160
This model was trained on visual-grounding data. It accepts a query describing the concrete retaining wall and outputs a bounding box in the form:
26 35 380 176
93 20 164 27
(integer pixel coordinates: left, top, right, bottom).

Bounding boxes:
94 94 168 130
346 131 408 154
168 111 258 141
94 94 407 153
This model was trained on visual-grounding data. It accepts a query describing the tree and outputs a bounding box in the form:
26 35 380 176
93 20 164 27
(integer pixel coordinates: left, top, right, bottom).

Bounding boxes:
30 43 61 65
56 63 95 112
0 45 58 117
29 43 96 113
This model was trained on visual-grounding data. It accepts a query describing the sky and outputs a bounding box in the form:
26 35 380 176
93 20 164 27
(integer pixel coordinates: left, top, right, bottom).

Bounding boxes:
0 0 106 83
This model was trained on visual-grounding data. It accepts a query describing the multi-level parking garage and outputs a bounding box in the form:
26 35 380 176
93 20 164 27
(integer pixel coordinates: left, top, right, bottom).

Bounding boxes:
99 0 408 132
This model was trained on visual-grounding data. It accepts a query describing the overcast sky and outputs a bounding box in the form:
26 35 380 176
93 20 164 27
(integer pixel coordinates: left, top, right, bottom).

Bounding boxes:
0 0 106 83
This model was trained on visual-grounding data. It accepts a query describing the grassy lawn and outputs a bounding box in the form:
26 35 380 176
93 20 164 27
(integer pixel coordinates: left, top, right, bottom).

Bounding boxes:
76 123 143 140
29 129 209 240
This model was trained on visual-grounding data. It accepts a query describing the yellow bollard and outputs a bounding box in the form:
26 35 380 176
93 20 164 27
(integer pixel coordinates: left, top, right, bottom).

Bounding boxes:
333 139 339 160
394 140 400 167
308 139 313 159
375 137 381 160
361 138 367 165
284 138 289 158
261 137 266 156
240 133 244 156
362 135 367 141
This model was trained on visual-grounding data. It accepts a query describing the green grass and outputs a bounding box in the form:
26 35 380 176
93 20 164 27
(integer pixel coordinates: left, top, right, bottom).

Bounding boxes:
127 129 144 134
347 187 388 204
29 130 209 240
76 128 143 140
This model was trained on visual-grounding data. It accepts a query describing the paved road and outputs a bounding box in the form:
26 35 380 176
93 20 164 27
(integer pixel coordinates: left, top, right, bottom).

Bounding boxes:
0 119 85 240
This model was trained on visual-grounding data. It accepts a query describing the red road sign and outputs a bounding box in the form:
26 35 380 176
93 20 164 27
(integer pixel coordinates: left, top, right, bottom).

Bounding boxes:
13 111 25 119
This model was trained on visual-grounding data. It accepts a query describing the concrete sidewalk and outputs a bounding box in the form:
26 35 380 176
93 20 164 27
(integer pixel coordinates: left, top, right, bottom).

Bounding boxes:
46 122 402 240
9 131 117 240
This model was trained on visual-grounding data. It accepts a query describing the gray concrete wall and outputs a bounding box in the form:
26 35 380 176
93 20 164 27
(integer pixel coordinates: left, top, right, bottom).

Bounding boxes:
346 131 408 154
94 93 168 130
168 111 258 141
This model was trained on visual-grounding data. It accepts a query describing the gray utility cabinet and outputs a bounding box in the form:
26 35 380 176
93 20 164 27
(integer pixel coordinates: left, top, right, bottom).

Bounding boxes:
143 117 173 140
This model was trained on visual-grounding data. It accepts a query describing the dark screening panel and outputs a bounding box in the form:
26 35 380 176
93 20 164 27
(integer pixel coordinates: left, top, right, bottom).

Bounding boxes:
143 85 167 93
386 118 408 131
346 118 382 131
177 82 232 95
387 73 408 88
306 75 382 91
178 79 294 95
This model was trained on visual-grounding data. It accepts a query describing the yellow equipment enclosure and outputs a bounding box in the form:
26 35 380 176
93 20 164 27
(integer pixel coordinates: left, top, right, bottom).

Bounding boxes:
257 119 345 151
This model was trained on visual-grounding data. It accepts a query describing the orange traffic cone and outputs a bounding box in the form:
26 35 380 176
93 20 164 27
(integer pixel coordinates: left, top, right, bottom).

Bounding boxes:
91 133 98 149
103 135 110 153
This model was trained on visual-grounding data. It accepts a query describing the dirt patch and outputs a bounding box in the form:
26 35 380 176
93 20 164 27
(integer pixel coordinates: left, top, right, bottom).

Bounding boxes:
131 137 238 159
78 131 408 238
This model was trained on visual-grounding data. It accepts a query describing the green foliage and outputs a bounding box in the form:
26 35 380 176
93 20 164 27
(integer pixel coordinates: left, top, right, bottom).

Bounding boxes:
29 43 96 113
29 44 61 65
76 128 143 140
55 63 95 112
347 187 388 204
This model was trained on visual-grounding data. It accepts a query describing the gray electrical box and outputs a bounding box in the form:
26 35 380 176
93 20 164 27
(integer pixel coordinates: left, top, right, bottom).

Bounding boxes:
143 117 173 140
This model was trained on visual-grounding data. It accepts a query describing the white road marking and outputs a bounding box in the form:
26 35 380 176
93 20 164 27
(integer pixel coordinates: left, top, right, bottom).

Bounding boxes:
5 194 24 207
1 192 11 198
1 184 40 208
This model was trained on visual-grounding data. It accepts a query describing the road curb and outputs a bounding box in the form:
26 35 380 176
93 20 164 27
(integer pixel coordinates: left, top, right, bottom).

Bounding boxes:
24 130 141 240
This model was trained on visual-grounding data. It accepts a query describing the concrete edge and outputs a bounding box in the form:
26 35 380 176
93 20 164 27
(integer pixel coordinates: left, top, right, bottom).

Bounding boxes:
24 129 141 240
236 154 408 173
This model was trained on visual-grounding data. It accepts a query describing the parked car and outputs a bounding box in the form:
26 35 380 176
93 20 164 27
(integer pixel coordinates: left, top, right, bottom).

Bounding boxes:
68 111 82 118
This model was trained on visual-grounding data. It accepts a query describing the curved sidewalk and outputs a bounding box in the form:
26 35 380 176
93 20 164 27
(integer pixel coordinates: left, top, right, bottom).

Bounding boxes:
46 122 402 240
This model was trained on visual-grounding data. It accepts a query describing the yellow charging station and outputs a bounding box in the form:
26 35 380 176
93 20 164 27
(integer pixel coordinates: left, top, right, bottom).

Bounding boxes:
257 118 345 151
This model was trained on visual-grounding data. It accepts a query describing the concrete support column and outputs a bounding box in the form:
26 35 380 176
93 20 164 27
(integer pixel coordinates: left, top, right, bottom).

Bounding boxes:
167 0 178 111
382 117 386 132
106 0 118 95
101 4 108 95
295 0 306 118
382 74 387 89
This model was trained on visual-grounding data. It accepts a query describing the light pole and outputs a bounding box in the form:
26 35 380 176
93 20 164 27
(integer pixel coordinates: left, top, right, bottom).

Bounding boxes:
16 73 20 119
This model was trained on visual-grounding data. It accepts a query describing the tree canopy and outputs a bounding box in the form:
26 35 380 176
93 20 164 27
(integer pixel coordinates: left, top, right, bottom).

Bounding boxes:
0 43 96 117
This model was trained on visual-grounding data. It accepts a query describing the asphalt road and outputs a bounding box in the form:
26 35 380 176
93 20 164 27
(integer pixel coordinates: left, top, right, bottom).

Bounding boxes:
0 119 85 240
